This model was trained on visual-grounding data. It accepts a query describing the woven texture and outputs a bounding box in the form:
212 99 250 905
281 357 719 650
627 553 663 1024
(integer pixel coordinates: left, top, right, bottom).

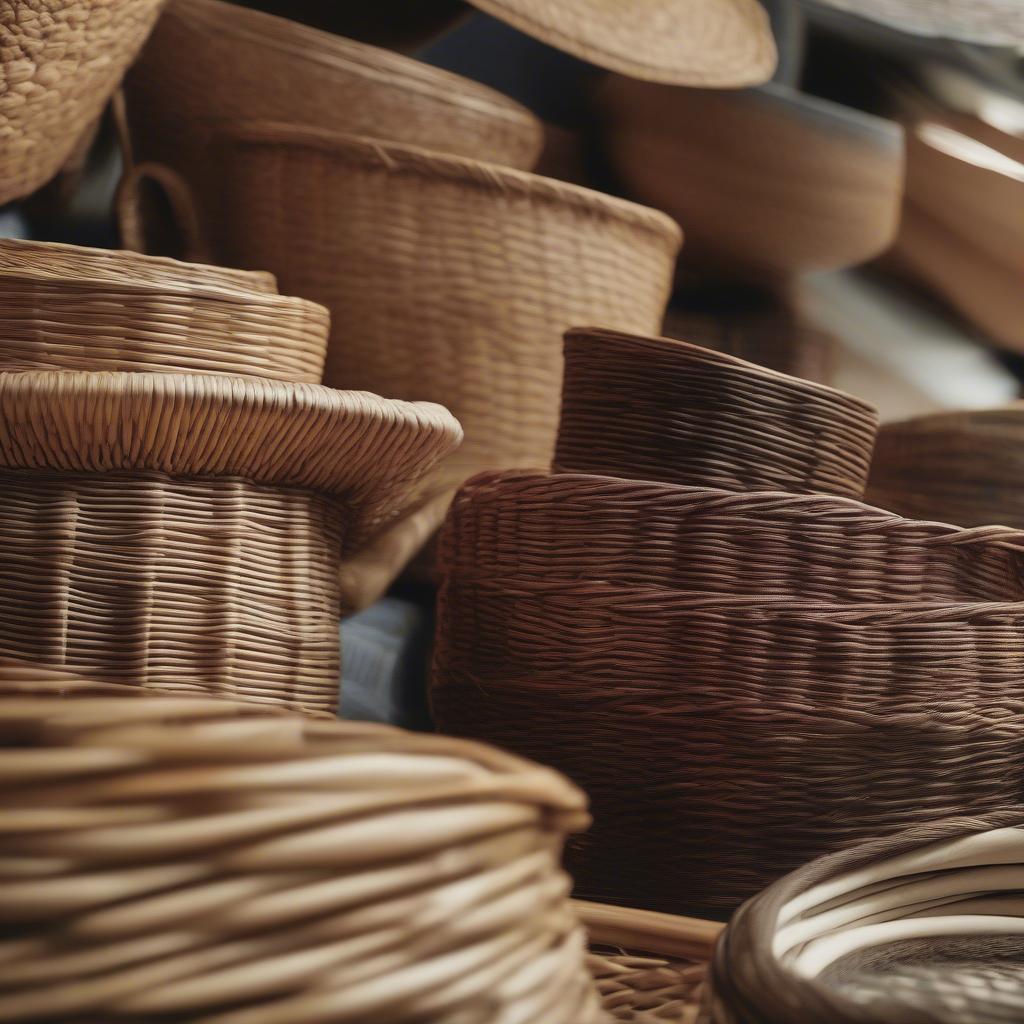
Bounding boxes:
0 0 164 205
867 405 1024 530
0 247 328 382
219 125 679 609
123 0 542 257
555 329 878 499
0 663 601 1023
711 810 1024 1023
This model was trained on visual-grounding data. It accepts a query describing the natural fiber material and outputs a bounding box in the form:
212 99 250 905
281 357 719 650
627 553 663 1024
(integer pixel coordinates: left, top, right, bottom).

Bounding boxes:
555 329 878 499
0 247 328 382
867 405 1024 530
0 662 601 1023
0 0 164 205
219 125 680 609
464 0 777 87
122 0 542 256
711 810 1024 1023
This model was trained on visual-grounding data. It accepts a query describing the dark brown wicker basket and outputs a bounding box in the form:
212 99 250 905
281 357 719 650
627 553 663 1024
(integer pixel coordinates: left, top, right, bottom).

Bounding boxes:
555 328 878 499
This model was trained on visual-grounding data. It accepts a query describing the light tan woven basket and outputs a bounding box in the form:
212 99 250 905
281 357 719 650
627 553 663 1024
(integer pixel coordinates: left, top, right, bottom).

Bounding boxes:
218 124 681 610
0 371 460 714
121 0 543 258
0 660 601 1023
0 242 328 381
0 0 165 205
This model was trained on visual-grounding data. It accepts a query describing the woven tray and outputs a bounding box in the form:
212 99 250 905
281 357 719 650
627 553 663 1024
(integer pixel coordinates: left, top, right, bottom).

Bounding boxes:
218 124 680 610
432 581 1024 916
0 371 460 714
0 662 601 1023
710 810 1024 1023
555 328 878 498
867 405 1024 530
0 0 164 205
122 0 542 258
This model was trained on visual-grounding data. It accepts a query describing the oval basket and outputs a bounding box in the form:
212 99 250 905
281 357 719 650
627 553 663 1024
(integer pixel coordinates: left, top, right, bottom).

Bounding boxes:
710 810 1024 1023
0 662 601 1023
122 0 543 256
0 0 165 206
218 123 681 610
555 328 878 499
0 371 460 714
432 581 1024 917
866 404 1024 530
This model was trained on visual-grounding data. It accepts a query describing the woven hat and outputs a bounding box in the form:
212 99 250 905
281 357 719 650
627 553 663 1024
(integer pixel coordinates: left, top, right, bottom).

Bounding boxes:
711 810 1024 1023
0 659 601 1023
0 0 164 206
0 371 460 714
218 124 680 611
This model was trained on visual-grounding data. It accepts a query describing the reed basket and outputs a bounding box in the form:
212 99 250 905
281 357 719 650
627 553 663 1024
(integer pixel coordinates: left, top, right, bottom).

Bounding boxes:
0 371 460 715
0 660 601 1023
711 810 1024 1023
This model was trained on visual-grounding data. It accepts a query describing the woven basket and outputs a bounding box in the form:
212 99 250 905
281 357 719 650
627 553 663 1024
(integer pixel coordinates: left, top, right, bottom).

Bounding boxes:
219 124 680 610
432 579 1024 916
122 0 542 258
0 0 165 205
599 77 903 281
0 661 602 1023
867 405 1024 530
710 810 1024 1023
555 329 878 499
0 371 460 714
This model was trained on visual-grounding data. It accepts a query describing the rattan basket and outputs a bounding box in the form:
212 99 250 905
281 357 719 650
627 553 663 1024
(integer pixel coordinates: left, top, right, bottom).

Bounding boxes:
0 0 164 205
555 328 878 499
0 371 460 715
121 0 543 258
0 661 601 1023
867 405 1024 530
219 124 681 610
710 810 1024 1023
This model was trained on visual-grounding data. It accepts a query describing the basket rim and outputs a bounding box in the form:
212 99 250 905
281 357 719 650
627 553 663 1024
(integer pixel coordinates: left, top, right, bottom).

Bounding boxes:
877 402 1024 436
221 122 683 246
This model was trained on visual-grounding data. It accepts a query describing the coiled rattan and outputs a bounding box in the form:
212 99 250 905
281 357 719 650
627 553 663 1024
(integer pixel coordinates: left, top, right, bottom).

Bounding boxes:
555 328 878 499
0 0 164 205
0 661 600 1023
711 810 1024 1023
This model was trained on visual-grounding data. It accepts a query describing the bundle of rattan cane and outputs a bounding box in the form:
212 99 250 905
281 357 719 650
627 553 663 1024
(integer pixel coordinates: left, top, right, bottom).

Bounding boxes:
0 659 601 1023
431 326 1024 919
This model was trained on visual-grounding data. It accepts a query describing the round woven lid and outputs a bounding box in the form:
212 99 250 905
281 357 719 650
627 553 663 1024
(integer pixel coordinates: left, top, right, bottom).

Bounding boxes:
465 0 777 86
0 371 462 550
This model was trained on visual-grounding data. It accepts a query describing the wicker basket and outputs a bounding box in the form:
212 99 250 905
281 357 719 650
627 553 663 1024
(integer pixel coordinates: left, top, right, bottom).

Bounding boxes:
710 810 1024 1023
0 661 601 1023
0 243 328 382
218 124 681 610
599 77 903 281
121 0 542 258
555 329 878 499
867 405 1024 530
0 371 460 715
0 0 165 205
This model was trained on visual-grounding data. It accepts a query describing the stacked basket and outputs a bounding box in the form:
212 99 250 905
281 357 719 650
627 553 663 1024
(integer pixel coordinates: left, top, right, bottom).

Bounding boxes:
431 326 1024 919
0 238 461 716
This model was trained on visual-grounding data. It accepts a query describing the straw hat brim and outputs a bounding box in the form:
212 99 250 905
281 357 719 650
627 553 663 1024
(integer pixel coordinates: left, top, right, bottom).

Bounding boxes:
465 0 778 86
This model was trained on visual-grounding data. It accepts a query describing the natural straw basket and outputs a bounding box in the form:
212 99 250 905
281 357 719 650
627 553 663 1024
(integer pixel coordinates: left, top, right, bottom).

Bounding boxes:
122 0 543 257
0 0 165 206
867 405 1024 530
0 662 601 1023
710 810 1024 1023
555 329 878 499
218 124 681 609
0 254 328 383
433 580 1024 916
0 371 460 714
